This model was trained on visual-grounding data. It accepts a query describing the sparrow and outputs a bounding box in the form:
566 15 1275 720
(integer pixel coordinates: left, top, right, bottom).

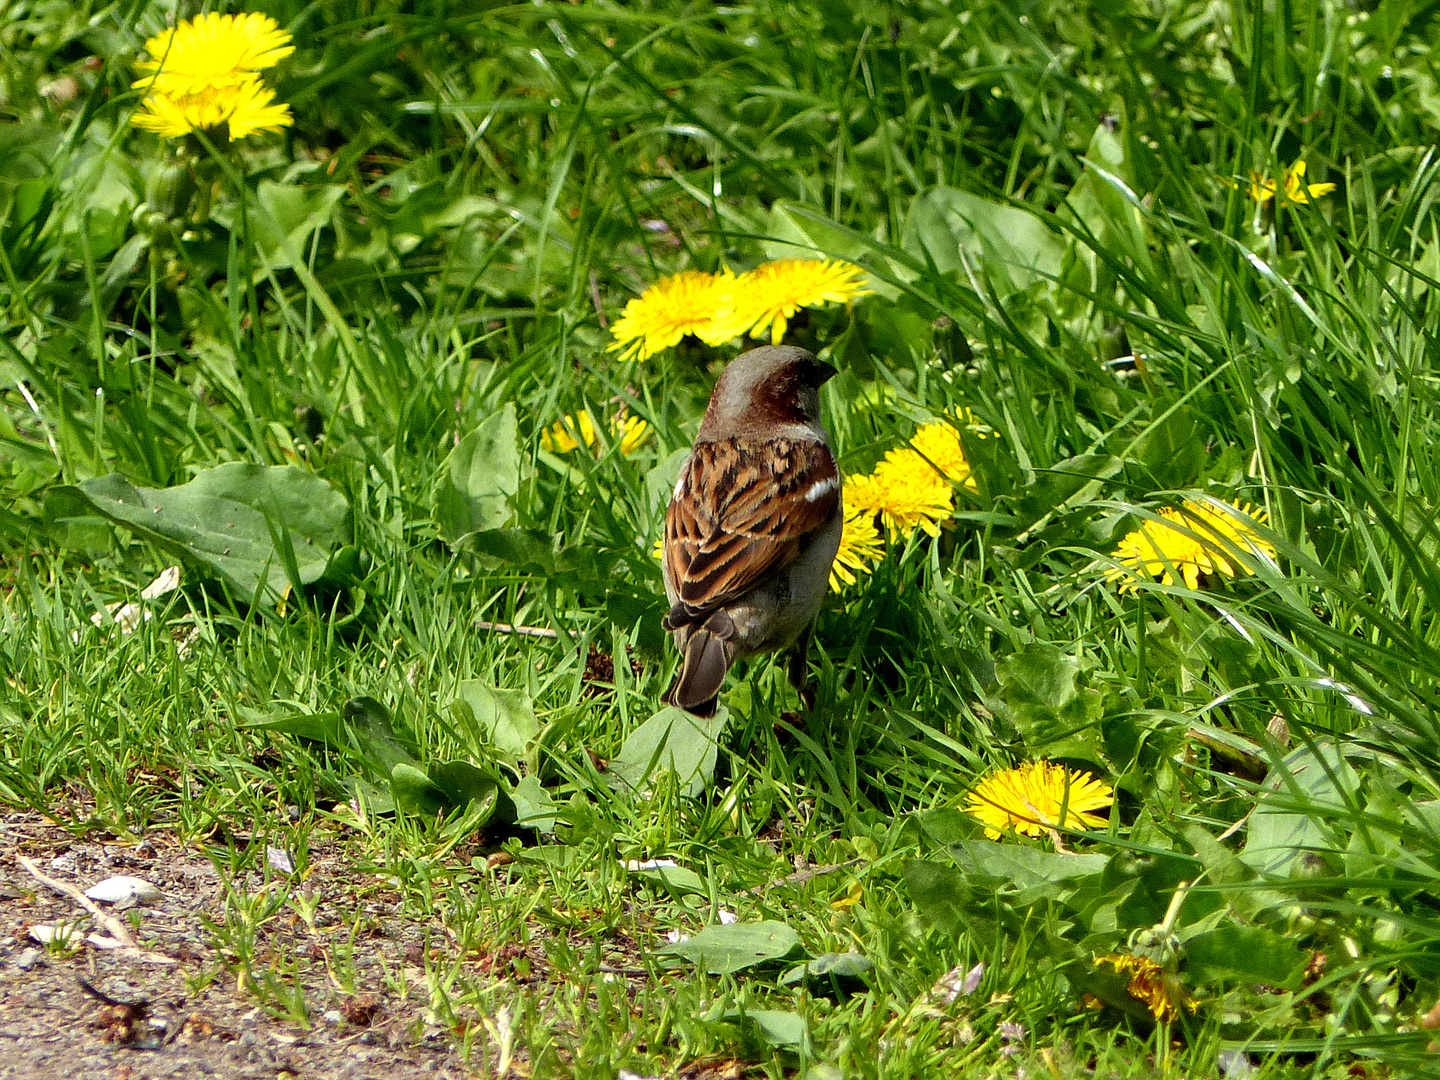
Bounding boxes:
661 345 843 716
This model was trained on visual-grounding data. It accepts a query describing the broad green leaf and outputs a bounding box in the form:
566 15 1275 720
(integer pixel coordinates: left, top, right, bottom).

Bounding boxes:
915 807 975 846
989 643 1105 765
391 759 516 827
1241 741 1357 877
1101 849 1214 930
901 186 1064 294
344 696 421 775
390 762 449 817
315 545 364 588
511 775 557 832
244 180 346 272
903 859 992 940
436 404 521 544
606 583 668 653
659 920 804 974
1126 403 1209 491
452 680 539 762
630 863 708 896
1060 121 1153 285
345 777 394 815
69 464 349 604
75 233 149 329
1015 453 1125 529
1183 823 1289 922
464 528 555 573
428 760 501 812
610 705 730 798
726 1008 809 1052
242 711 344 745
41 486 114 554
1184 924 1307 988
950 840 1108 896
780 952 873 986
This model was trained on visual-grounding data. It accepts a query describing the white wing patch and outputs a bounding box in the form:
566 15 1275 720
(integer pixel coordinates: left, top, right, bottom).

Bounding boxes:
804 476 838 503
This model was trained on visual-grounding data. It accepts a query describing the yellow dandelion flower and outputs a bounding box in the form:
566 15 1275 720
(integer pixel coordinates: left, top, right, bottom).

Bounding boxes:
909 419 979 492
829 509 885 592
845 457 953 539
616 416 652 454
131 75 292 140
541 411 597 454
1281 159 1336 204
608 270 736 361
135 12 295 97
964 761 1113 840
540 411 650 455
1241 172 1278 203
1107 498 1276 593
708 259 872 345
1095 954 1196 1022
1232 160 1334 206
830 880 863 910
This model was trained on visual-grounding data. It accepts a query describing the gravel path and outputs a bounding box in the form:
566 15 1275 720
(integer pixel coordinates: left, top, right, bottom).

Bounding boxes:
0 813 480 1079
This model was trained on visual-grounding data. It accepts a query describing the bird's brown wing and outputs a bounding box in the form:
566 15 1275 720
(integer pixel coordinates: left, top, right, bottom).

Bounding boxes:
663 437 839 627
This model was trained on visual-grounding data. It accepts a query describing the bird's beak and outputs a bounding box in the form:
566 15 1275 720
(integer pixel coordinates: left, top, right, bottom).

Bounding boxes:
815 360 839 385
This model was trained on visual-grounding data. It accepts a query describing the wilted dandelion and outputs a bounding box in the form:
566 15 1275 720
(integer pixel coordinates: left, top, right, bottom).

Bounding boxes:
1107 498 1276 592
540 410 650 455
965 761 1113 840
708 258 871 345
607 270 737 361
1095 954 1196 1022
829 509 884 593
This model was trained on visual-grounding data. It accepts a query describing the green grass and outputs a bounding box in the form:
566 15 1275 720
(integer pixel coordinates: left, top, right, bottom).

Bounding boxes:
5 0 1440 1075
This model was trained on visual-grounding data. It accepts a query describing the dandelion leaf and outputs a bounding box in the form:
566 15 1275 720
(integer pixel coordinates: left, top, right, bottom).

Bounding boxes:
724 1008 809 1053
1241 740 1357 877
659 920 803 974
901 186 1064 295
779 952 873 986
451 680 539 763
246 180 346 272
610 705 729 798
1184 924 1306 989
510 775 557 833
70 464 349 604
990 643 1105 766
902 859 995 941
436 403 521 544
950 840 1108 899
389 762 449 817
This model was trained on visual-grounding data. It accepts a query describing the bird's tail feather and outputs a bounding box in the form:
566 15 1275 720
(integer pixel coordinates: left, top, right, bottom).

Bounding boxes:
665 612 735 716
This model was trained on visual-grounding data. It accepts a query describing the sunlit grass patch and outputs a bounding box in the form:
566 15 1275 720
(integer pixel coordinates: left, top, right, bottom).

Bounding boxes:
3 0 1440 1075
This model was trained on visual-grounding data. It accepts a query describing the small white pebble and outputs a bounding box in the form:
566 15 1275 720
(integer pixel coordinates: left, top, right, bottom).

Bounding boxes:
85 875 163 904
